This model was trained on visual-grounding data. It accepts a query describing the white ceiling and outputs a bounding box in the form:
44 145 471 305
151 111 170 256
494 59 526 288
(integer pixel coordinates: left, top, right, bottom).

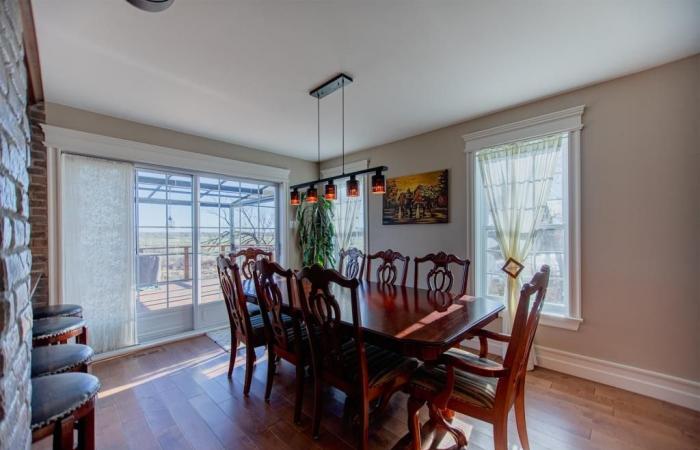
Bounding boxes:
33 1 700 161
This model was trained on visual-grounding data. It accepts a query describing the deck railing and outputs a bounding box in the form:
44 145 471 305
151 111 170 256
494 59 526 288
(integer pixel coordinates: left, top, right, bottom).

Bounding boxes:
138 244 275 281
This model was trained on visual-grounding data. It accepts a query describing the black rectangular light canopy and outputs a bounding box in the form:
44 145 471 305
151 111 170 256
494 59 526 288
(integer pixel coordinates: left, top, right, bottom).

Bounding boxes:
309 73 353 99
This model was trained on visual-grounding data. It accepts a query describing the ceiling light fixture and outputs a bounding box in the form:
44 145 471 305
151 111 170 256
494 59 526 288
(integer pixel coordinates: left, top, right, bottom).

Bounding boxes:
371 169 386 194
126 0 174 12
290 73 388 205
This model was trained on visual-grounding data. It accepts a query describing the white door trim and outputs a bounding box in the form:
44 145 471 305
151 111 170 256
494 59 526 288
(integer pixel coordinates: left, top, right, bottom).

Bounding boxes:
42 124 291 183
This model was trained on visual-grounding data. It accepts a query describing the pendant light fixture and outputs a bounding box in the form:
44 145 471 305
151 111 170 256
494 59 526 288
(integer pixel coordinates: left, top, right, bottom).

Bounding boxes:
306 184 318 203
290 73 388 205
346 175 360 197
371 169 386 194
324 181 337 200
290 188 301 205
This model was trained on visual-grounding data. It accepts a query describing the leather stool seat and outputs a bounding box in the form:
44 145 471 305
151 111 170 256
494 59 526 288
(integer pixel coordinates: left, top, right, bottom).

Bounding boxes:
31 373 100 431
33 304 83 319
32 344 94 377
33 317 86 342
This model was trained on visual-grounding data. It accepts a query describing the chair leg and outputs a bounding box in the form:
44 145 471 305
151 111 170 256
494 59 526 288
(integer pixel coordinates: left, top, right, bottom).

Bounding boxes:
293 361 305 425
359 397 370 450
243 344 256 396
493 416 508 450
54 417 74 450
311 375 323 439
265 346 276 402
78 326 88 345
228 330 238 378
515 380 530 450
78 403 95 450
407 396 425 450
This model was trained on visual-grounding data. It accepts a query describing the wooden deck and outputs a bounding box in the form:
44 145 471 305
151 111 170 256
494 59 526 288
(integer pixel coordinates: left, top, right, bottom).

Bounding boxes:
138 277 223 312
32 336 700 450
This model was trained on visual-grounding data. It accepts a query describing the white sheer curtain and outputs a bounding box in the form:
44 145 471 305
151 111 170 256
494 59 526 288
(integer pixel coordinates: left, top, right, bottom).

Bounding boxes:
61 154 136 353
477 134 562 366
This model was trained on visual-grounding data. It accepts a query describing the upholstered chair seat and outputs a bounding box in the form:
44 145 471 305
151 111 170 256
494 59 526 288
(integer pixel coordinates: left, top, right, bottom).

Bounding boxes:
246 302 261 316
247 312 293 340
340 340 419 388
32 344 94 378
33 304 83 319
409 347 501 409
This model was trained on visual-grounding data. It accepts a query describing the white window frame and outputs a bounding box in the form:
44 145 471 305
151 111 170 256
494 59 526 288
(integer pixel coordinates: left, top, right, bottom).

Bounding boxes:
463 106 584 331
320 159 370 256
44 125 290 310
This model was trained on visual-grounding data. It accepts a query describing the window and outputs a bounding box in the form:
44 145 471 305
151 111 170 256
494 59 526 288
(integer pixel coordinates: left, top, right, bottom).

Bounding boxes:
465 107 583 330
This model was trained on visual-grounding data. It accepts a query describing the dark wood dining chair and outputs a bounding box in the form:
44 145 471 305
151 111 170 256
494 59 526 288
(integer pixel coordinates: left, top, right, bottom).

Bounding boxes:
216 254 269 395
252 258 307 424
232 247 274 280
366 249 410 287
413 252 470 296
339 247 366 279
296 264 418 449
404 265 550 450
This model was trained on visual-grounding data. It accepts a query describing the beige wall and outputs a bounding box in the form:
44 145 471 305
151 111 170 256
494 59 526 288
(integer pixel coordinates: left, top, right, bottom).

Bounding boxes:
322 55 700 381
44 102 318 267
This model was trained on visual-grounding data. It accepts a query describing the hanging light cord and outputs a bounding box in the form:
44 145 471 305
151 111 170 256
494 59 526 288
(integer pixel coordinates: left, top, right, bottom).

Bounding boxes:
317 96 321 169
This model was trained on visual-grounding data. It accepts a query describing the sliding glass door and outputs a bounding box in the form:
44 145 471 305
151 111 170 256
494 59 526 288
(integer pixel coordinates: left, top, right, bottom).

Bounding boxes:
135 169 195 341
197 177 278 328
135 169 279 339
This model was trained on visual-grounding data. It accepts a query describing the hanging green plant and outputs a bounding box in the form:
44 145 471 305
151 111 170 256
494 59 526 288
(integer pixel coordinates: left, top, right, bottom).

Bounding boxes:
296 193 336 268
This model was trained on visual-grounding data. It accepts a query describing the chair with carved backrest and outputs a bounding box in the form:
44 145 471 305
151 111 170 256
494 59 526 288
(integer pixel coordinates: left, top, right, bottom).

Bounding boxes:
252 258 307 424
296 264 418 449
339 247 366 280
231 247 273 315
413 252 470 296
216 254 268 395
232 247 274 280
405 265 550 450
366 249 410 287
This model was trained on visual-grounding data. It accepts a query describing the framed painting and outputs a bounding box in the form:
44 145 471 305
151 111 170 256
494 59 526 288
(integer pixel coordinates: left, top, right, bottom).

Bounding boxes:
382 169 448 225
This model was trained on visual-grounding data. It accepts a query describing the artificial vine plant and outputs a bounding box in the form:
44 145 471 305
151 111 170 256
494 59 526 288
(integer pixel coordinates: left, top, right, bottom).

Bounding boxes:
296 193 336 268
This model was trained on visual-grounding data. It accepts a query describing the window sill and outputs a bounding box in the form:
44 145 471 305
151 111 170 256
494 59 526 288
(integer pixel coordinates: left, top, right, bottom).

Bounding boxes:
540 314 582 331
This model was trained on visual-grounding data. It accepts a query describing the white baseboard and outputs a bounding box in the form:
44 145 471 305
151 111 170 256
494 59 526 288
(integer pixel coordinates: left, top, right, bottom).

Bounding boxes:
535 346 700 412
461 339 700 412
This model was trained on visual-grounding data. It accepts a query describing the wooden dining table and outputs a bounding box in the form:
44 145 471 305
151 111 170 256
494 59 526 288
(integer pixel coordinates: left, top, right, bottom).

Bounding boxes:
243 278 504 362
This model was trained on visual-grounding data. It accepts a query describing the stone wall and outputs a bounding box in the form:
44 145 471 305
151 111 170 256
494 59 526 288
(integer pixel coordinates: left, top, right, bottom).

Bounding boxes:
0 0 33 448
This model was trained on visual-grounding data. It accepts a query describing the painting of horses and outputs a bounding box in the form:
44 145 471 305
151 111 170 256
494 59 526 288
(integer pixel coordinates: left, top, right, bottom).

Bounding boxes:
382 169 448 225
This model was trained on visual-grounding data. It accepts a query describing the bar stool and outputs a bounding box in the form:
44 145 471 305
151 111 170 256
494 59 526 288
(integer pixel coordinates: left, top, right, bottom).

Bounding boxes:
32 344 94 377
34 304 83 319
33 317 87 347
31 373 100 450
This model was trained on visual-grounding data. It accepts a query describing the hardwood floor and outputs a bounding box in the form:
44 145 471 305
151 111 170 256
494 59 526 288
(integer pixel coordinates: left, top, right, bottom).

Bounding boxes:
32 336 700 450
